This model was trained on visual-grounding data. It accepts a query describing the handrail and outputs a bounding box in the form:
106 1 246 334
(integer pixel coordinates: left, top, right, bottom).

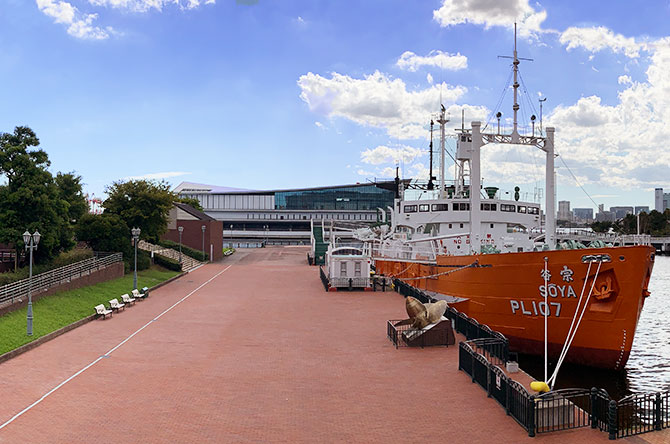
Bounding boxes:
0 252 123 307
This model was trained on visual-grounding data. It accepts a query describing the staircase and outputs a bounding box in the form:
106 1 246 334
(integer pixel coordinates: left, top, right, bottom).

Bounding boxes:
138 240 204 272
312 226 328 266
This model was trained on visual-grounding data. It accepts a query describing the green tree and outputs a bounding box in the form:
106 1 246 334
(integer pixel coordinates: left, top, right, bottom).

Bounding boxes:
618 214 638 234
103 180 175 242
647 210 668 235
176 196 203 211
590 221 612 233
55 172 88 223
0 126 71 264
75 213 131 257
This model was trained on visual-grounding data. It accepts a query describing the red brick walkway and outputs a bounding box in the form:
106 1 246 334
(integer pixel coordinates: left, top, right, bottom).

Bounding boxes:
0 247 616 443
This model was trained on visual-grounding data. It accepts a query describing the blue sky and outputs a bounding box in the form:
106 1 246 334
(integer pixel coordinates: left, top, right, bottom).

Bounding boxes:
2 0 670 212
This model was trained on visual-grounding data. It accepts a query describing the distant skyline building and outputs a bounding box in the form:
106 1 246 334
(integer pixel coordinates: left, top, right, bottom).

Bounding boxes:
573 208 593 221
655 188 670 212
558 200 572 221
610 206 634 220
635 206 649 215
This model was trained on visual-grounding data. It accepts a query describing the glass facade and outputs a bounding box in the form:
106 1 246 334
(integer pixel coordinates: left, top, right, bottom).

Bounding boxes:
274 185 395 211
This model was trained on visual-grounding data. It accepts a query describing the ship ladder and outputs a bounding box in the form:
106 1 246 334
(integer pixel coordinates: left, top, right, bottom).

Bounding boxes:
547 257 604 389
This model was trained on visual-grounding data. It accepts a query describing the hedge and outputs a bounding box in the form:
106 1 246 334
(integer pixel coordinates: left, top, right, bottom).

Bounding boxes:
158 239 208 261
154 254 182 272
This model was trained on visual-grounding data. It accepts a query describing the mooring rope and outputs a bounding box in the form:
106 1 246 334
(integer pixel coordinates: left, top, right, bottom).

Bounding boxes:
548 258 603 389
395 261 478 281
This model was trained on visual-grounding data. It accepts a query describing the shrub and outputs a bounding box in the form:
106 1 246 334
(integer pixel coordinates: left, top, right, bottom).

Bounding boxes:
123 249 151 274
158 239 208 261
154 254 182 272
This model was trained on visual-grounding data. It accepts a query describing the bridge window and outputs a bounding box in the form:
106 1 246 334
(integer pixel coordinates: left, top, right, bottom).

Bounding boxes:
518 206 527 213
501 204 516 212
404 205 418 213
453 203 470 211
419 204 429 212
481 203 497 211
528 207 540 215
432 203 449 211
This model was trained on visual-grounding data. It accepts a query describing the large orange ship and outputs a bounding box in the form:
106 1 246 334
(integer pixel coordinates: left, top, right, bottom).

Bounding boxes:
375 246 654 369
355 26 656 370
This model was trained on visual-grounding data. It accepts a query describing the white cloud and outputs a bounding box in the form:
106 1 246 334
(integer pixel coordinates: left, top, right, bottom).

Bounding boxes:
618 75 632 85
360 145 425 165
298 70 488 139
541 37 670 189
396 50 467 72
36 0 112 39
124 171 191 181
426 73 434 84
559 26 648 58
432 0 547 37
356 169 374 177
86 0 215 12
314 121 324 129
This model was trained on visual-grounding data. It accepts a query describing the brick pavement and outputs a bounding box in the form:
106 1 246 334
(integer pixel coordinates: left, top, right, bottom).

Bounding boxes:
0 247 629 443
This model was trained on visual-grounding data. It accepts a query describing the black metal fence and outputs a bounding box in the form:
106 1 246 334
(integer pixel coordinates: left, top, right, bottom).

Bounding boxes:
319 266 329 291
393 278 509 362
398 278 670 440
459 341 537 436
386 319 453 348
615 391 669 438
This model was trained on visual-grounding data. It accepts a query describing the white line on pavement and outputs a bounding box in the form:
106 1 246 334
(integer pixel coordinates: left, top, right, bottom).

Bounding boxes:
0 264 232 431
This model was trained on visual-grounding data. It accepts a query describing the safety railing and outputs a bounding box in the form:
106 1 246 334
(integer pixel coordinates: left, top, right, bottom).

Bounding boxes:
0 252 123 307
328 277 371 289
400 278 670 440
319 266 329 291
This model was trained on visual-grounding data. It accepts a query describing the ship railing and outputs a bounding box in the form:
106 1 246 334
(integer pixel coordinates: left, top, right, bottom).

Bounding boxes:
617 234 652 246
369 240 436 262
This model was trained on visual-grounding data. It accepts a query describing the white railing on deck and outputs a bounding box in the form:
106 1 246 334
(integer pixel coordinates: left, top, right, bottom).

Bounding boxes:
369 240 437 262
0 252 123 307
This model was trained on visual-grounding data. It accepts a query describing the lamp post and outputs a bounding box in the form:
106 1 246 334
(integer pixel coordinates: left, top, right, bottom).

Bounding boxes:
230 224 233 248
23 230 41 336
131 227 141 290
178 226 183 264
201 225 206 261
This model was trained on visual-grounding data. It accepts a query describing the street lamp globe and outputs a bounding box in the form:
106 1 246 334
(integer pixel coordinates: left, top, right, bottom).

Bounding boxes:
33 230 41 245
23 231 31 245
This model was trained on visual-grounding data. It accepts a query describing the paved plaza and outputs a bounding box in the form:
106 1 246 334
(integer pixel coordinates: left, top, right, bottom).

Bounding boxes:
0 247 642 443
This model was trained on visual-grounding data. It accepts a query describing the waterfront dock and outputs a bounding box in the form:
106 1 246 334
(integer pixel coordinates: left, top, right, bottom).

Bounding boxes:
0 247 650 442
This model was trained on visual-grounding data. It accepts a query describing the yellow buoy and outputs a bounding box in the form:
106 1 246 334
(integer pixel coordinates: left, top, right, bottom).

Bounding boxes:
530 381 550 393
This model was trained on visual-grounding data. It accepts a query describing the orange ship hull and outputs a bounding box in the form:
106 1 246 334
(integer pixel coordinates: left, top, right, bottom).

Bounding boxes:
376 245 655 369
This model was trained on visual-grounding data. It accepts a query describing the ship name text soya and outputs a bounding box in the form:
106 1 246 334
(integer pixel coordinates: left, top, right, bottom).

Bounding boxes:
509 265 576 317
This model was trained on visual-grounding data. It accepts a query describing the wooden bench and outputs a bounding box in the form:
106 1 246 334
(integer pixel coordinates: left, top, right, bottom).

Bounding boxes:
121 293 136 305
109 298 125 312
95 304 113 319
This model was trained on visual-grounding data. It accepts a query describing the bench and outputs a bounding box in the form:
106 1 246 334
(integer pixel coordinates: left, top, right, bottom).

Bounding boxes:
95 304 113 319
131 289 146 299
109 298 125 312
121 293 136 305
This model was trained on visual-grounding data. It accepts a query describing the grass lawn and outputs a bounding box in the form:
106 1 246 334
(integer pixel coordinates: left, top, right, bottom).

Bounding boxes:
0 266 180 356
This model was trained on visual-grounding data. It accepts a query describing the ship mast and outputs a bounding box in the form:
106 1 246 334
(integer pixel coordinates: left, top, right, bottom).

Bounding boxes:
436 105 449 199
512 23 520 143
